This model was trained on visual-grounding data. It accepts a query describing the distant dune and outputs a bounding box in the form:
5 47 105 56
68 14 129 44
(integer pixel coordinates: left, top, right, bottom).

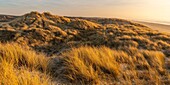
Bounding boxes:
137 21 170 34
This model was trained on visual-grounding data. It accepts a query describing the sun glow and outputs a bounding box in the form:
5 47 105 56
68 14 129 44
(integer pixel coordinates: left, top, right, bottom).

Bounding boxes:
0 0 170 22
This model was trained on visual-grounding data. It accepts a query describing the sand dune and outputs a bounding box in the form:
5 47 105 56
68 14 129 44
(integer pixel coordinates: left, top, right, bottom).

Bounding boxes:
137 21 170 34
0 12 170 84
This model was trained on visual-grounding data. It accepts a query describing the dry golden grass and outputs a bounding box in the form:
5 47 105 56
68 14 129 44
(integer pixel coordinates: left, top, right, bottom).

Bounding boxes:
0 43 49 71
0 12 170 84
48 46 169 84
69 18 103 30
60 46 120 84
0 43 53 85
0 61 51 85
0 43 169 85
142 50 165 67
1 11 170 56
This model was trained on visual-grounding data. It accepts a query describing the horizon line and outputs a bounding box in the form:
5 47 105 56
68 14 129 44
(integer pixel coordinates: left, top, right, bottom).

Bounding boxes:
0 11 170 25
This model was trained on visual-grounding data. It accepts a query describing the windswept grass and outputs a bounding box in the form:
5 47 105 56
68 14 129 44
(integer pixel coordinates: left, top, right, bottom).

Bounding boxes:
0 43 49 71
49 46 168 84
1 12 170 56
0 12 170 84
0 43 53 85
50 46 121 84
0 43 169 85
0 60 51 85
142 50 165 67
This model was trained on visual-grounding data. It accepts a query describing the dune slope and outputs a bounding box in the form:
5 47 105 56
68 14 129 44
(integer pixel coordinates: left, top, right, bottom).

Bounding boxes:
0 11 170 84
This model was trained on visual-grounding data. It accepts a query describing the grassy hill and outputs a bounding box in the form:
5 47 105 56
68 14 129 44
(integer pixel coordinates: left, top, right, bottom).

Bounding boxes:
0 11 170 85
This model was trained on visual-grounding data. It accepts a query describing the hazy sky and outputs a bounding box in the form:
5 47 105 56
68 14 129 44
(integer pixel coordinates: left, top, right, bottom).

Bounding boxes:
0 0 170 22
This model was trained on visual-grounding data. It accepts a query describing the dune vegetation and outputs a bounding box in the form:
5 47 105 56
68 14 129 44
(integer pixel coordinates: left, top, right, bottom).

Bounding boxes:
0 43 170 85
0 11 170 84
0 43 52 85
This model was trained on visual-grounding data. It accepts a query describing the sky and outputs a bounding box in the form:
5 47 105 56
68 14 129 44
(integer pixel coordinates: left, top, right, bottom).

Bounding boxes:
0 0 170 23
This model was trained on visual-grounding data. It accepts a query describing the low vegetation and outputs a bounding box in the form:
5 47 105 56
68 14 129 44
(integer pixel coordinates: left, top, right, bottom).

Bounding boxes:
0 43 52 85
49 46 170 84
0 12 169 56
1 43 169 85
0 11 170 84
